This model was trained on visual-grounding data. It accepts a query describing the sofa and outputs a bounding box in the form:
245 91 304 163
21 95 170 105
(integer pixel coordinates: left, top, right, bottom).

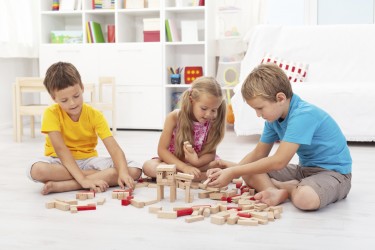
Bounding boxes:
231 24 375 142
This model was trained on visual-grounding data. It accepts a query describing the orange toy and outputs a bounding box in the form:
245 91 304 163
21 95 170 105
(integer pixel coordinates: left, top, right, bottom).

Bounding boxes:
184 66 203 84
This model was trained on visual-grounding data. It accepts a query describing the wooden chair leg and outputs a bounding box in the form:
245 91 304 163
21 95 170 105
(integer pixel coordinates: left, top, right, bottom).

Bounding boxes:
30 116 35 138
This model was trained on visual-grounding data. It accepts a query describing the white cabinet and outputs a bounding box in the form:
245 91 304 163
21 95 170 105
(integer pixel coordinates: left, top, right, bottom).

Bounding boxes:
162 1 216 114
39 0 215 130
116 86 163 129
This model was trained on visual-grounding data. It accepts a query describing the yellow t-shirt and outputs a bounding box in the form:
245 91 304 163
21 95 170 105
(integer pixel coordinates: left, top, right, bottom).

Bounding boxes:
41 103 112 159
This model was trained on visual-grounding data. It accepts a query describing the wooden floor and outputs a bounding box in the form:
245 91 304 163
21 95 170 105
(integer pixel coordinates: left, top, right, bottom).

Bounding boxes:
0 126 374 250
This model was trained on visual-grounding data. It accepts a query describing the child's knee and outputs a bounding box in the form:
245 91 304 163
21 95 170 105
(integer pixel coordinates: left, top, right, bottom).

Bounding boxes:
30 162 47 181
129 167 142 180
292 186 320 211
142 160 157 177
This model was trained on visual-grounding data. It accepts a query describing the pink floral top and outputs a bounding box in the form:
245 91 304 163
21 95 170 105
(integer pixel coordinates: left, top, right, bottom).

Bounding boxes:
168 121 211 155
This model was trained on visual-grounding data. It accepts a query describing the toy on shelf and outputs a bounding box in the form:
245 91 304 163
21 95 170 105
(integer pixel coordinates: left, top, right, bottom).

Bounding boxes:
184 66 203 84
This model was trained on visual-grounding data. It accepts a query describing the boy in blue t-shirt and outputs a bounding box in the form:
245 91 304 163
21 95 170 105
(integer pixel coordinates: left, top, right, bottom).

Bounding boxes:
207 63 352 210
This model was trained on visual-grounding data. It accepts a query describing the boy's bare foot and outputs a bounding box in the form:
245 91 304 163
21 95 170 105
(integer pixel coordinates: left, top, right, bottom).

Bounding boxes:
254 187 288 206
271 178 299 193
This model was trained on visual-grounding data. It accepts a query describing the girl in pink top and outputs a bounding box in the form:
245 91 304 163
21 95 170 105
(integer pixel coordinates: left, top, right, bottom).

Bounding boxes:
143 77 227 180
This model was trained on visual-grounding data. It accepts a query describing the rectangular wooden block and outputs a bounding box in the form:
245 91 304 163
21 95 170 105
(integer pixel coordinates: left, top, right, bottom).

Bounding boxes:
238 218 258 226
210 215 226 225
185 215 204 223
157 211 177 219
149 206 162 214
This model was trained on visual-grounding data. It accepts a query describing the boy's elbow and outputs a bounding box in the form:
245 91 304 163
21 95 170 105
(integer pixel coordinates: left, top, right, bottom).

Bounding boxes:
270 157 288 171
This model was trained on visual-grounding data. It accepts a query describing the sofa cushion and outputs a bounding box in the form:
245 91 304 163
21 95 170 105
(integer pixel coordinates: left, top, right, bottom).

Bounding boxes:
261 53 308 82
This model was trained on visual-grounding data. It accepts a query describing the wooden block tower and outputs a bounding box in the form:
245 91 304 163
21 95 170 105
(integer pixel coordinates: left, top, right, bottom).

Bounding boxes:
156 165 177 202
175 172 194 203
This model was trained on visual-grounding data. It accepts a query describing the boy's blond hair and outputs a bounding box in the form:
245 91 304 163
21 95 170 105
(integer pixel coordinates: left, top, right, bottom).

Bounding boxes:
43 62 83 97
174 76 226 160
241 63 293 102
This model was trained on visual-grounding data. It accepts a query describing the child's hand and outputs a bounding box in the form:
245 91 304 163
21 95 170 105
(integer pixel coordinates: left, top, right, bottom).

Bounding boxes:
118 172 135 189
183 141 198 165
182 165 201 179
207 168 234 188
81 178 109 192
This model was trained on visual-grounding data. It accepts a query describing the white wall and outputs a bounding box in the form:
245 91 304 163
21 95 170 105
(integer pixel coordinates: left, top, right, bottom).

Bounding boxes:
0 58 39 129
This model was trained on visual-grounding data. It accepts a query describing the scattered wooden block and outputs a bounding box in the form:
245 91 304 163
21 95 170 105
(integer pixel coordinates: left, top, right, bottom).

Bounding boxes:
157 211 177 219
210 215 226 225
185 215 204 223
238 218 258 226
130 199 145 208
149 206 162 214
45 201 55 209
97 197 106 205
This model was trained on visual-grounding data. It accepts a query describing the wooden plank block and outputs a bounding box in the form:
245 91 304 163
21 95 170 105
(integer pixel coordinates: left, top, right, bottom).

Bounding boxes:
149 206 162 214
157 211 177 219
97 197 106 205
210 215 226 225
130 199 145 208
238 218 258 226
45 201 55 209
185 215 204 223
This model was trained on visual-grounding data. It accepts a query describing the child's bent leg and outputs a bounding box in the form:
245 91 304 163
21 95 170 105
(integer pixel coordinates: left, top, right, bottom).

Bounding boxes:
142 159 162 178
243 173 288 206
31 162 99 183
42 168 119 195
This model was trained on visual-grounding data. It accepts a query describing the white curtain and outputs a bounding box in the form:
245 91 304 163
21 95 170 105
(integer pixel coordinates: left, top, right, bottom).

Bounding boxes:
0 0 39 58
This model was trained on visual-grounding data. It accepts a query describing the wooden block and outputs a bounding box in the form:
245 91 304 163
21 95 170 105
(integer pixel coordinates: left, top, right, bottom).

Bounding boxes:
157 211 177 219
45 201 55 209
135 182 149 188
219 204 227 212
185 215 204 223
268 211 275 221
216 211 230 219
147 183 158 188
206 187 221 192
249 211 268 220
203 207 211 217
70 206 78 213
55 201 70 211
198 190 213 199
269 205 283 213
130 199 145 208
210 215 226 225
201 178 211 189
226 215 239 225
209 204 220 214
149 206 162 214
273 209 281 219
209 192 225 200
97 197 106 205
176 172 194 180
191 210 199 216
254 203 268 211
252 217 268 225
238 218 258 226
144 199 159 206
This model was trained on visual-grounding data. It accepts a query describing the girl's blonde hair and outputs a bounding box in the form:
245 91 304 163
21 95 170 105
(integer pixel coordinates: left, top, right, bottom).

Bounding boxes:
241 63 293 102
174 76 226 160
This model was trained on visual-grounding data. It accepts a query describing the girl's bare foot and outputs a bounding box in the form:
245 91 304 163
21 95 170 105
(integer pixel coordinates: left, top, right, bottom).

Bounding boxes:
254 187 288 206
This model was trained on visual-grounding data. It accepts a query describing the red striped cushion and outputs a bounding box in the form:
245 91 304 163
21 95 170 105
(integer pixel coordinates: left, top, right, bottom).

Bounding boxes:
261 53 308 83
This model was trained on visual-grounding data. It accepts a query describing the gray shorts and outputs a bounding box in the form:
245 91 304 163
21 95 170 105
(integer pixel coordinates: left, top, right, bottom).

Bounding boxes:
27 156 141 182
268 164 352 209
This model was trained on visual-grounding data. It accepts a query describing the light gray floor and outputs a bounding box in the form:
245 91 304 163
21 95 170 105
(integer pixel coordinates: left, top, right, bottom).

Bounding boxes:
0 126 374 250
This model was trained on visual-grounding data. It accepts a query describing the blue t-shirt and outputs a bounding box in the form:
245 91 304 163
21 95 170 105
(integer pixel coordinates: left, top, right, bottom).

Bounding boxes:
260 94 352 174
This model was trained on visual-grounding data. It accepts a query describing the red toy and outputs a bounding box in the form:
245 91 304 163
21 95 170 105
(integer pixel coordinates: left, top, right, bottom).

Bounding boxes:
184 66 203 84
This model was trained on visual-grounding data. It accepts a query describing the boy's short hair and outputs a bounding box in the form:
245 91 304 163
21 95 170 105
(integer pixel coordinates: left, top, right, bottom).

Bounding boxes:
241 63 293 102
43 62 83 97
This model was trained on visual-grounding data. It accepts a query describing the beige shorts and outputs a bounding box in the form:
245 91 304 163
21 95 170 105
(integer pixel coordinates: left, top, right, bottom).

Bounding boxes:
27 156 141 182
268 164 352 209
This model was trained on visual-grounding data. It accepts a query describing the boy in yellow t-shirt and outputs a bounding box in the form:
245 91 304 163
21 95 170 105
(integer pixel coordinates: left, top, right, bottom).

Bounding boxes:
27 62 142 195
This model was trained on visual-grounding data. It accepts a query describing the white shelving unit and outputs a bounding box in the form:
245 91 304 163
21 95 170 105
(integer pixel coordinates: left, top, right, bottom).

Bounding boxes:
39 0 215 130
163 0 215 113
